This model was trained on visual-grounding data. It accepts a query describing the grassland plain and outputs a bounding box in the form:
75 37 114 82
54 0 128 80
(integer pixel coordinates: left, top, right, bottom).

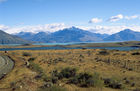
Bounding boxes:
0 49 140 91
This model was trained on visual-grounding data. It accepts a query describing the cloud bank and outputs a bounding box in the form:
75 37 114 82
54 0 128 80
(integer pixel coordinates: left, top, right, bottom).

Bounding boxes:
77 25 140 35
1 23 140 35
0 23 69 34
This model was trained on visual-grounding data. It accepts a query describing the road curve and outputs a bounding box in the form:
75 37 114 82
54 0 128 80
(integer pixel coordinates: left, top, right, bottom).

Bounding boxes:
0 55 14 79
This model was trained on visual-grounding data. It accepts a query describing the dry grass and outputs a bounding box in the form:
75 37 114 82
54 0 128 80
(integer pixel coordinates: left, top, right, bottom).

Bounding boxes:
0 49 140 91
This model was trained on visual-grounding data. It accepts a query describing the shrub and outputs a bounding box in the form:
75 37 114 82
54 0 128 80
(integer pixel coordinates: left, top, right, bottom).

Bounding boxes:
70 72 103 87
104 78 123 89
28 57 36 62
131 83 135 87
28 62 43 73
131 52 140 55
58 67 77 79
51 76 59 84
98 50 109 55
51 70 59 77
22 52 32 56
10 81 16 87
38 86 67 91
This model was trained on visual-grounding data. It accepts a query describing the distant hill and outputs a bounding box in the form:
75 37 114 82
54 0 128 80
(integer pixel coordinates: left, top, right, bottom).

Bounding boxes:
103 29 140 41
16 32 49 42
16 27 109 43
0 30 30 44
15 28 140 43
15 32 34 40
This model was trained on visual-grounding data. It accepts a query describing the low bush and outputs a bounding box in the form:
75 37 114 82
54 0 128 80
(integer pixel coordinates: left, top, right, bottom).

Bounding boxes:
131 52 140 55
70 72 103 87
28 57 36 62
51 76 59 84
22 52 32 56
38 86 67 91
104 78 123 89
58 67 77 79
98 50 109 55
28 62 43 73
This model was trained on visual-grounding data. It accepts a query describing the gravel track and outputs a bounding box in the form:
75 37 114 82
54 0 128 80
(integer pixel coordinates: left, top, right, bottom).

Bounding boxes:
0 55 14 79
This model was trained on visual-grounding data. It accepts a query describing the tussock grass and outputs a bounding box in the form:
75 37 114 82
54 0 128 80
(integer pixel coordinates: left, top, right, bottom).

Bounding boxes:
0 49 139 91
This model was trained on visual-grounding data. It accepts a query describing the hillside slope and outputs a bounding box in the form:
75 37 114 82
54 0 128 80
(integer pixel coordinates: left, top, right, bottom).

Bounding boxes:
104 29 140 41
0 30 30 44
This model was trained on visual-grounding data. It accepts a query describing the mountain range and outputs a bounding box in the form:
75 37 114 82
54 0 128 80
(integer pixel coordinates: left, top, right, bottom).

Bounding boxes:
0 27 140 44
15 27 109 43
16 27 140 43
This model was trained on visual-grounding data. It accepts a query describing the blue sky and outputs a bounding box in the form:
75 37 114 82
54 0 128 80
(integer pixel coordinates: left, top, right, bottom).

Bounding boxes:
0 0 140 34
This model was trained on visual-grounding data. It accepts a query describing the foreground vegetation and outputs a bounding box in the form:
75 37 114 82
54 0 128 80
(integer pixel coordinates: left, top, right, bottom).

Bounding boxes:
0 48 140 91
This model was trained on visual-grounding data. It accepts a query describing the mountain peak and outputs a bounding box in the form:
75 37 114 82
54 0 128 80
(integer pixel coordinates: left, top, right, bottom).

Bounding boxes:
104 28 140 41
122 29 133 32
70 26 78 29
64 26 80 31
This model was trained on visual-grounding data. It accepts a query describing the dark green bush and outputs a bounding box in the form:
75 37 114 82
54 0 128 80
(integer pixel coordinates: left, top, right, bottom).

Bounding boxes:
104 78 123 89
22 52 32 56
10 81 16 87
58 67 77 79
70 72 103 87
98 50 109 55
38 86 67 91
28 57 36 62
51 70 59 77
131 52 140 55
51 76 59 84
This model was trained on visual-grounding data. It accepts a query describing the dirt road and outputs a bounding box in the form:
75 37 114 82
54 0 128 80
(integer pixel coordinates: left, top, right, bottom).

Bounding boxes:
0 55 14 79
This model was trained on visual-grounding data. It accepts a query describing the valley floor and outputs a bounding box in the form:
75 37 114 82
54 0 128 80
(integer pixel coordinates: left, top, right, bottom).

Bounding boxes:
0 48 140 91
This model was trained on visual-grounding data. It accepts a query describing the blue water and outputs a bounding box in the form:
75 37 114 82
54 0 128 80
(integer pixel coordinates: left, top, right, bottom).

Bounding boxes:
33 41 123 46
0 41 139 51
0 41 123 46
0 46 139 51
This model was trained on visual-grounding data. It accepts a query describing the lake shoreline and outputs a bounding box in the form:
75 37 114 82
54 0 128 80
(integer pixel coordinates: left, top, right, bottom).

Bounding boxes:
0 41 140 51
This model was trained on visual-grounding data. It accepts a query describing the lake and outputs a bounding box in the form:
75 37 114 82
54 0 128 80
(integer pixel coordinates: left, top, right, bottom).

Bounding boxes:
0 41 123 46
0 46 139 51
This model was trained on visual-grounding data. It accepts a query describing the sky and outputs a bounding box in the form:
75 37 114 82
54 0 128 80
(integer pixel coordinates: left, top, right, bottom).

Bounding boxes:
0 0 140 34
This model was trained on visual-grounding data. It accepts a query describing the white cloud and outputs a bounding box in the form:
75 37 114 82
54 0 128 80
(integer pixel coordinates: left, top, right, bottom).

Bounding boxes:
108 14 123 22
0 25 9 30
0 0 7 3
1 23 140 35
125 15 139 20
1 23 69 34
77 25 140 35
89 18 102 23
